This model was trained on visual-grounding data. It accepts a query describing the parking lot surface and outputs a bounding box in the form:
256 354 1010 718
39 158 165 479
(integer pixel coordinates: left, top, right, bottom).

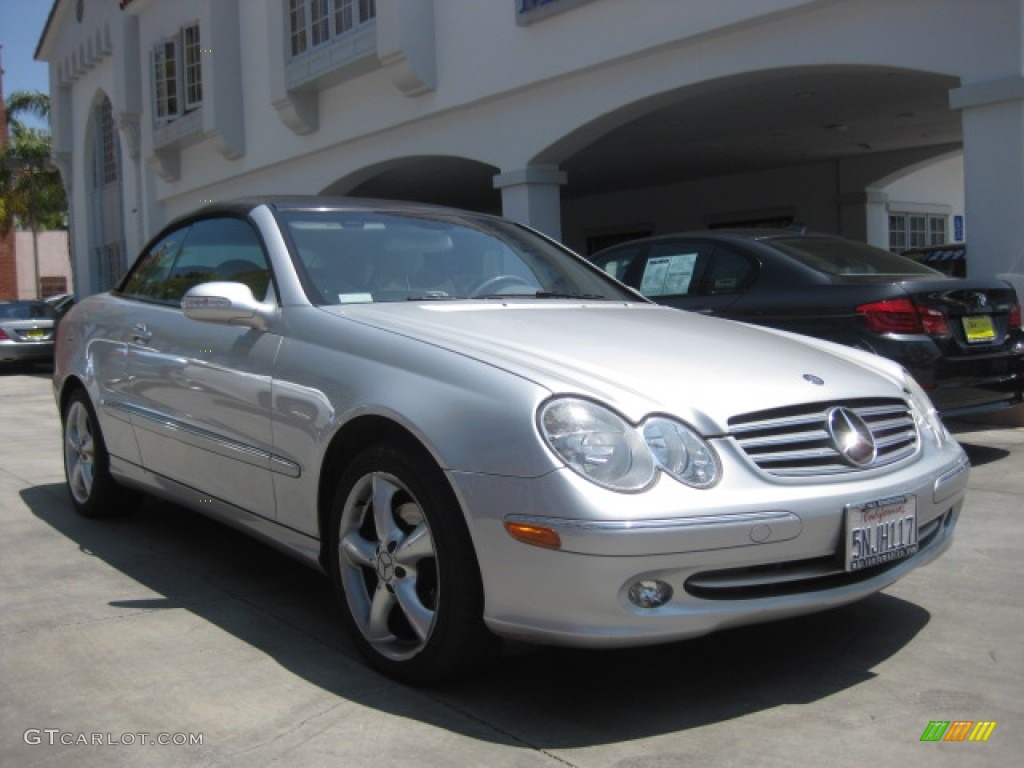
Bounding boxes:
1 370 1022 767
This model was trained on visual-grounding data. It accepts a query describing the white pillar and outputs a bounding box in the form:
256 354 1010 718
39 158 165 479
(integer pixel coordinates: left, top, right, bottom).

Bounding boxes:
493 165 568 240
951 76 1024 280
837 188 890 249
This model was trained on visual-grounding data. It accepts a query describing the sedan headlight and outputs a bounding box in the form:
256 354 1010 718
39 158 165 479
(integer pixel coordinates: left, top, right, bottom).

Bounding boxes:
538 398 719 491
903 370 949 448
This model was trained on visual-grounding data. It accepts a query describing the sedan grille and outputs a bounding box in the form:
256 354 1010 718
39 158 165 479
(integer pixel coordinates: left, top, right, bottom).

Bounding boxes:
728 398 918 477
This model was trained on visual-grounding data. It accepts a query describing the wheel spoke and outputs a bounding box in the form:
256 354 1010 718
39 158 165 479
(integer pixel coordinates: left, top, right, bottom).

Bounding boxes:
366 585 397 642
395 522 434 565
393 580 435 642
371 474 402 544
75 405 91 443
70 461 85 495
339 529 377 568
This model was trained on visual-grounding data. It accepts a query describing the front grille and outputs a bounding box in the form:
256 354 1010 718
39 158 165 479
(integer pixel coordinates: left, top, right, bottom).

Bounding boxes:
729 398 918 477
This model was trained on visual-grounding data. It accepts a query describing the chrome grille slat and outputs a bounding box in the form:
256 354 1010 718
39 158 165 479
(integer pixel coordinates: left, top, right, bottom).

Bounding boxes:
729 398 918 477
729 414 824 434
735 428 829 449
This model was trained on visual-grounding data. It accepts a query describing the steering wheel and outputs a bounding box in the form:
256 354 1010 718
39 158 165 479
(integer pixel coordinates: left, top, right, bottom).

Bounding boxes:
469 274 535 297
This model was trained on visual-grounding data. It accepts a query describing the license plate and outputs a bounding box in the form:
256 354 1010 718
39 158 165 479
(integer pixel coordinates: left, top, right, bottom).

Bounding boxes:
25 329 47 340
844 495 917 571
962 314 995 343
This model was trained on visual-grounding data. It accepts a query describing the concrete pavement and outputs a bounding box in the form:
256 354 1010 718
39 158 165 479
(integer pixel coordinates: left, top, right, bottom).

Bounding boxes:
1 369 1022 767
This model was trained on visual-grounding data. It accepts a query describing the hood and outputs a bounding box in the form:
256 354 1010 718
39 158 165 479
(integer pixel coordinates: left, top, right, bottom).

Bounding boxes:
324 301 907 433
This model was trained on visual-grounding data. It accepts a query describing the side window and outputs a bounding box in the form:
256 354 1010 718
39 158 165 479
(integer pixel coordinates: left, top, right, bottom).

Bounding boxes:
637 241 712 298
119 227 191 301
696 245 757 295
592 243 646 283
162 218 272 303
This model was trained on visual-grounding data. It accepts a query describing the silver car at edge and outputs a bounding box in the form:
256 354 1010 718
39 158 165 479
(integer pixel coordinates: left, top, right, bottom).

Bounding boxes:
54 197 970 685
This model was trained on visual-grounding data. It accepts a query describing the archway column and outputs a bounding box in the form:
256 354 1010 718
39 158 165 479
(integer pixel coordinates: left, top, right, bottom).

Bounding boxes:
493 165 567 240
951 77 1024 280
836 188 890 249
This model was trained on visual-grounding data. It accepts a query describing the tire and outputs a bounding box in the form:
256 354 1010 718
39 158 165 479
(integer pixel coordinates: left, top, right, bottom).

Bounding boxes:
328 439 500 685
62 388 141 518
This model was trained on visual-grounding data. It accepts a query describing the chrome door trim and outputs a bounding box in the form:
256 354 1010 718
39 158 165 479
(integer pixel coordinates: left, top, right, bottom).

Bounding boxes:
109 401 301 478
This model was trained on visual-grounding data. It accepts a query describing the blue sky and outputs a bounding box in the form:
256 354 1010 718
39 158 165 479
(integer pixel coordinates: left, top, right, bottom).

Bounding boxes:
1 0 55 128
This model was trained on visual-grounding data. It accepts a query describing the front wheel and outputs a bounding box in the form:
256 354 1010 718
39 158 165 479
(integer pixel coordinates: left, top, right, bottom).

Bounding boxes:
328 439 500 685
62 389 140 517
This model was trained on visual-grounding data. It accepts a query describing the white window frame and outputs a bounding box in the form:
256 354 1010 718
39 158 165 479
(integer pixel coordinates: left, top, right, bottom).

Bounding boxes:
182 23 203 110
152 23 203 125
152 37 180 123
288 0 308 56
287 0 377 59
889 212 949 252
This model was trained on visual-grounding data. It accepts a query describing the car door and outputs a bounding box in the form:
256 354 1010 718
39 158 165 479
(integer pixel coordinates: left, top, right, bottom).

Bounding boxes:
118 216 282 520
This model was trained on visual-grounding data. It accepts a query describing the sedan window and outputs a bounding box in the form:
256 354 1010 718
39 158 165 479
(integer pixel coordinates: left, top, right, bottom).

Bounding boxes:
697 245 758 295
162 218 272 302
0 302 57 320
770 236 942 277
119 218 272 305
119 228 189 301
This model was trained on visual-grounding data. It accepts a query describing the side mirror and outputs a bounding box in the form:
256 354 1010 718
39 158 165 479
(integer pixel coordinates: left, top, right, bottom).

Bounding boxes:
182 282 274 330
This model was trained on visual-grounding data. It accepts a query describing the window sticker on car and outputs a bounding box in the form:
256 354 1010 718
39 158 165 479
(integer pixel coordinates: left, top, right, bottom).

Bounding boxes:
338 293 374 304
640 253 698 296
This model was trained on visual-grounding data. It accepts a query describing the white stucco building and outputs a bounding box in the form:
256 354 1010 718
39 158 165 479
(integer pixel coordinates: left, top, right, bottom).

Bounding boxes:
34 0 1024 296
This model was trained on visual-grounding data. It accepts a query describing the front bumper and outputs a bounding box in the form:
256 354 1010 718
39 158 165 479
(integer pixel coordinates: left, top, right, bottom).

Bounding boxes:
452 437 968 648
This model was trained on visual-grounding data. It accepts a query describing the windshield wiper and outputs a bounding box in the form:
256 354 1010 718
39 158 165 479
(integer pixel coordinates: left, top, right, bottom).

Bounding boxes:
533 291 608 300
406 292 461 301
410 290 610 301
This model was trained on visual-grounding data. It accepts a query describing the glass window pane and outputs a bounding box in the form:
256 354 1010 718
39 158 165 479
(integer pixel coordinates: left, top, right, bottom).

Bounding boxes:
119 229 189 300
311 0 329 45
289 0 308 56
888 214 906 252
336 0 354 33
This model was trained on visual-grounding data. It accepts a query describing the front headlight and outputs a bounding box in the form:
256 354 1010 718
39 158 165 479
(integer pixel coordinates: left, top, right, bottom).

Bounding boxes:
538 398 719 492
642 417 719 488
903 370 949 448
539 399 655 490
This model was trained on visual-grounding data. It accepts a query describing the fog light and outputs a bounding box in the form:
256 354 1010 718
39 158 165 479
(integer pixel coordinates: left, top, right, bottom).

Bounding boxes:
628 579 673 608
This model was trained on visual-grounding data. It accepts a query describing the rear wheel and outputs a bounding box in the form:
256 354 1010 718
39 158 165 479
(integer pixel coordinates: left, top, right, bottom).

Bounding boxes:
328 439 500 685
62 389 140 517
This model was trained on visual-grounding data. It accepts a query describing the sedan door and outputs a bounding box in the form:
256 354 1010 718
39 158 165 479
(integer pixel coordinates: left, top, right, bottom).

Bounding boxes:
118 216 282 520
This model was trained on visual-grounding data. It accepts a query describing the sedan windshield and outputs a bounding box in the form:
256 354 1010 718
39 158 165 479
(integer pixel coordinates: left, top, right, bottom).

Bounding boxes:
277 210 638 304
769 236 944 278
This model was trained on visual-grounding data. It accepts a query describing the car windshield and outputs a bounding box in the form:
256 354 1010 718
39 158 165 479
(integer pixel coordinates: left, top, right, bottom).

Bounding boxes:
769 236 943 277
0 302 57 320
277 210 638 304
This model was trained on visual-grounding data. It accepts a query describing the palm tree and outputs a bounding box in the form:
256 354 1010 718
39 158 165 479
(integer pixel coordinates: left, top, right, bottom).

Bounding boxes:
1 90 68 235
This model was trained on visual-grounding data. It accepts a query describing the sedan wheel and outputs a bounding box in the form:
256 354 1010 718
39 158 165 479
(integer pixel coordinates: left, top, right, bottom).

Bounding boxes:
338 470 439 660
329 439 499 684
62 389 139 517
64 398 96 506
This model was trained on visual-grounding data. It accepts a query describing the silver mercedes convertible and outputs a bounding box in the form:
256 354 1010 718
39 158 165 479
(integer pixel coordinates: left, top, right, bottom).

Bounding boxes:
53 197 969 684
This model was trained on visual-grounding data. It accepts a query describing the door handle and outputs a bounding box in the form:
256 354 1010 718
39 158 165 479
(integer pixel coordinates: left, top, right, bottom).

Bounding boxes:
131 323 152 344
